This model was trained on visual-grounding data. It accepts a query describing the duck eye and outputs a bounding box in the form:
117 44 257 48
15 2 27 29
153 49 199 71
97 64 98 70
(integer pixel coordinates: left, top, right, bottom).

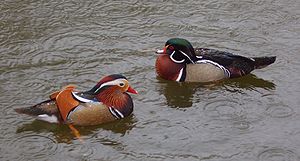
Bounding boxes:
168 46 174 50
119 83 125 87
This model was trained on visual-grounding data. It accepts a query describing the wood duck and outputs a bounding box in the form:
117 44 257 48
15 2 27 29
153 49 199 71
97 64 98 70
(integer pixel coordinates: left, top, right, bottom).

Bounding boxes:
156 38 276 82
15 74 138 126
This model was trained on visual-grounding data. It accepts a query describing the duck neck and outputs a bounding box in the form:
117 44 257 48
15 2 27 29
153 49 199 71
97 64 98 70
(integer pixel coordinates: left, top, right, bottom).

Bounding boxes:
96 89 133 117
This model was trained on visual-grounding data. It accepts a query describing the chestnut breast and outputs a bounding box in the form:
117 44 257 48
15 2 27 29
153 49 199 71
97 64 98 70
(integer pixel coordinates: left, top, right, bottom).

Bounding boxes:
155 54 184 81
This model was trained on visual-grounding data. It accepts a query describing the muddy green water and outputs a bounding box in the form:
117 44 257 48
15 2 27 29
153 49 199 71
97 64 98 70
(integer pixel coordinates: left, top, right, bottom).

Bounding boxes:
1 0 300 160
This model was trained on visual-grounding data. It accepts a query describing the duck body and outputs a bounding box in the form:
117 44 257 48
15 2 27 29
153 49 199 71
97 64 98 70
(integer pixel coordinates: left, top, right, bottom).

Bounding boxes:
156 38 276 82
15 74 138 126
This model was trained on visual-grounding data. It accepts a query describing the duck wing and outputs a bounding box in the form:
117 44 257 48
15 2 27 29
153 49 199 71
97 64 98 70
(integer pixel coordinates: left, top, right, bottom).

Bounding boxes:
194 48 275 77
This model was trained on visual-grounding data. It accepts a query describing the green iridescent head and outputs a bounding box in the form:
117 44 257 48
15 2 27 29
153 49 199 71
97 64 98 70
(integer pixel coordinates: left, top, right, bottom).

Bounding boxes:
164 38 197 64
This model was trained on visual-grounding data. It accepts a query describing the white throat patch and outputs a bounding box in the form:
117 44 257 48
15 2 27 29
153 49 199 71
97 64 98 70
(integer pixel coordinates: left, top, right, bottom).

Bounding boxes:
179 50 195 64
170 51 185 63
169 50 195 64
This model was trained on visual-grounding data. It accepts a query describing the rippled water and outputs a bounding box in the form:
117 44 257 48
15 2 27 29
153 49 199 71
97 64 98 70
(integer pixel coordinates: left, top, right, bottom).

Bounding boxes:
1 0 300 160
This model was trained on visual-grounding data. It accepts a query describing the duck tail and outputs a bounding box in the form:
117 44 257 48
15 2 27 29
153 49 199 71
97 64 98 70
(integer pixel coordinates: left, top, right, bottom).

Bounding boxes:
14 99 55 116
14 106 43 116
252 56 276 69
14 107 27 114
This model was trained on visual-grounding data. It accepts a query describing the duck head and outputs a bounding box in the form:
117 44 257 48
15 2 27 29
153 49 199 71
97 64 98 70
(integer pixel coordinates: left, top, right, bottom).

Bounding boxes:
155 38 197 81
86 74 138 116
156 38 197 64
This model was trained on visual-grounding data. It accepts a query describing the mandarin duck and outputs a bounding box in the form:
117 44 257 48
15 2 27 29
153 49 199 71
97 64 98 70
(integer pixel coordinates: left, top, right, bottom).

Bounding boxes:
156 38 276 82
15 74 138 126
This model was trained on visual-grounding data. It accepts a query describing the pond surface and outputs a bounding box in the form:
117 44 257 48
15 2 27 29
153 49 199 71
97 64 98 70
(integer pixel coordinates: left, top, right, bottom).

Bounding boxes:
1 0 300 160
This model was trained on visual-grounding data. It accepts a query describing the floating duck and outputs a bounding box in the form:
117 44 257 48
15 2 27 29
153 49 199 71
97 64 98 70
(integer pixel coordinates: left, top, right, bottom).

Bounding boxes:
15 74 138 126
156 38 276 82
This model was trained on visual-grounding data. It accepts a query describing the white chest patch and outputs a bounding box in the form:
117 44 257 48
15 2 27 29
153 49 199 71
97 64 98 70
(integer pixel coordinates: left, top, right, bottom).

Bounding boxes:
175 68 184 82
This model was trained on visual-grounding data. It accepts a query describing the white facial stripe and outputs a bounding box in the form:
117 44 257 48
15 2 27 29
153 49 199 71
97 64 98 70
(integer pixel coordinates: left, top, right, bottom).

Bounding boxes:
170 51 185 63
176 68 184 82
179 50 195 64
94 78 127 93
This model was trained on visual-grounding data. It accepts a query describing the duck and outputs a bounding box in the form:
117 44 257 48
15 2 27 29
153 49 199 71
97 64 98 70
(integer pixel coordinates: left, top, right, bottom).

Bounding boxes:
155 38 276 82
15 74 138 126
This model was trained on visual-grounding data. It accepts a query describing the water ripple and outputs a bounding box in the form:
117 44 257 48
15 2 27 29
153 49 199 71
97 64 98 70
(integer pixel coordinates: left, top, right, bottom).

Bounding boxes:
203 99 241 119
266 104 294 118
93 1 151 19
258 148 298 161
7 134 58 160
232 120 251 131
65 143 94 160
262 94 295 118
21 77 50 94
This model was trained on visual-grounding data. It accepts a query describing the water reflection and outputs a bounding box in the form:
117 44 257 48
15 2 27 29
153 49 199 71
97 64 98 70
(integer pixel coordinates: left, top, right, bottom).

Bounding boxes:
158 74 276 108
16 115 136 143
223 74 276 90
157 79 203 108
